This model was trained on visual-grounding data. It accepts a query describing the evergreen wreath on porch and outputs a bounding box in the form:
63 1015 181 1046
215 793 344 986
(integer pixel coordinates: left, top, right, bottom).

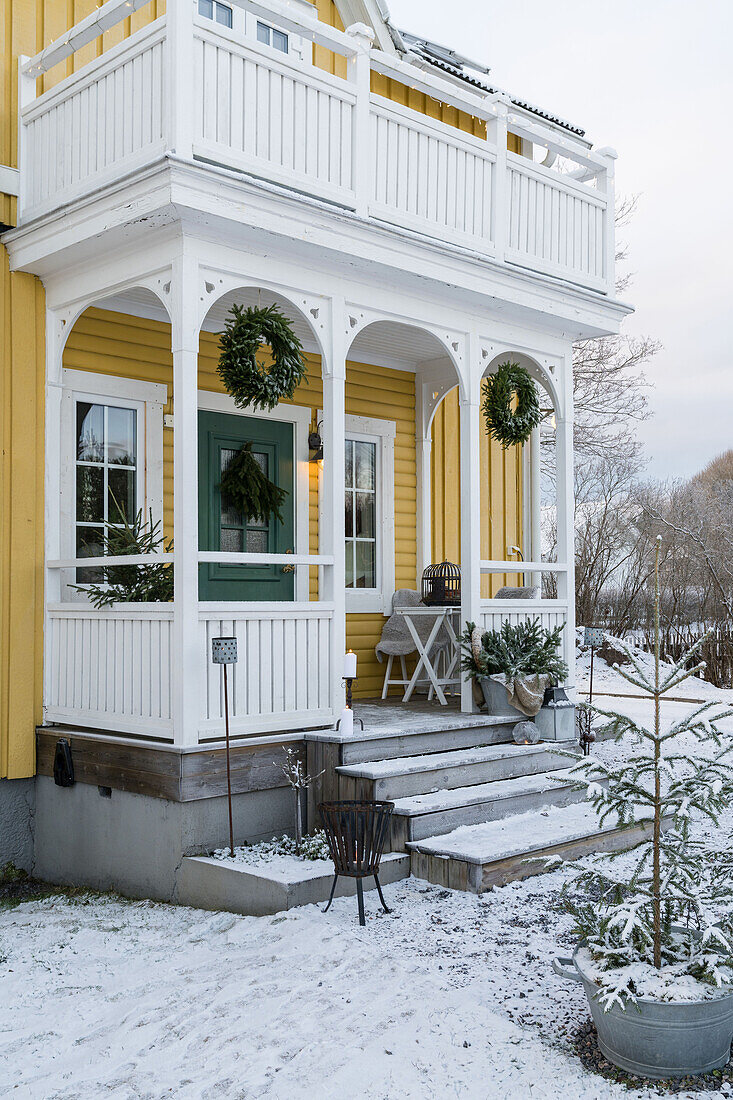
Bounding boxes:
219 442 287 525
481 360 541 448
217 303 308 412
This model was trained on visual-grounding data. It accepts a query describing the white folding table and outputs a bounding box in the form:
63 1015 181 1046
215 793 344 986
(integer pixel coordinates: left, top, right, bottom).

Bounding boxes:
393 605 461 705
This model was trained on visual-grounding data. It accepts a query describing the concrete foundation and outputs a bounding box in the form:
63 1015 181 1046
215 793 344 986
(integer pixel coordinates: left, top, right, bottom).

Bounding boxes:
33 775 293 902
0 777 35 872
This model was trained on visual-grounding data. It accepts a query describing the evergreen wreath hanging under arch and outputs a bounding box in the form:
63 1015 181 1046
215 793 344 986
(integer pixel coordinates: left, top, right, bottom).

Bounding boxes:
217 303 308 412
219 442 288 526
481 360 542 448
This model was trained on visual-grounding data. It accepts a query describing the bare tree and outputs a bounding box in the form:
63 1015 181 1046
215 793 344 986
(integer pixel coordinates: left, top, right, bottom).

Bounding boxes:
542 196 659 468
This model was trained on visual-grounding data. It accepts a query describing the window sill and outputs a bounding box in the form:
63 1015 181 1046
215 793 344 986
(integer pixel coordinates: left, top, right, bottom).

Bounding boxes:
345 590 388 616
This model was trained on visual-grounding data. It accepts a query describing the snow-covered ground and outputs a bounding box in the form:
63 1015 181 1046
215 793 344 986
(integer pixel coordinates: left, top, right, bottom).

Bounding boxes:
2 659 733 1099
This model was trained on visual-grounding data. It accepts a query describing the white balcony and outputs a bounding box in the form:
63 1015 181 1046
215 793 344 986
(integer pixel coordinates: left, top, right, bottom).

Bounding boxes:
17 0 616 296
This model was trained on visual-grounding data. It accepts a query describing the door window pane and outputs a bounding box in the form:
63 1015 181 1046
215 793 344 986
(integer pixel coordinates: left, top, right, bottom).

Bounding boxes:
344 438 377 590
221 527 244 553
219 444 272 556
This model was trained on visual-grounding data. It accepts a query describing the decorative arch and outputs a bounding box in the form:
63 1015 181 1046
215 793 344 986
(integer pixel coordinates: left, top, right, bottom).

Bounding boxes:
198 275 330 364
480 347 562 419
343 308 468 400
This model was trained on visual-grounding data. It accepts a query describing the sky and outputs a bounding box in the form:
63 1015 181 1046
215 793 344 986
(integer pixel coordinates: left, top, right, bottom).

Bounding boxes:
388 0 733 482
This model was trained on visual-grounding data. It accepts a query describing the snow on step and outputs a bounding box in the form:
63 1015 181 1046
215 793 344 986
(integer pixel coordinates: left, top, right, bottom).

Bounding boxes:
336 742 576 800
337 743 555 780
391 770 577 817
409 802 630 864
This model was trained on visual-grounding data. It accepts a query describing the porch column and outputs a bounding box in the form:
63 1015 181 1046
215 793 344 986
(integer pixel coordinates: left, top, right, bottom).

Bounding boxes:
170 253 201 746
554 348 576 688
322 299 347 718
44 309 66 611
415 377 433 584
528 424 542 590
459 344 482 713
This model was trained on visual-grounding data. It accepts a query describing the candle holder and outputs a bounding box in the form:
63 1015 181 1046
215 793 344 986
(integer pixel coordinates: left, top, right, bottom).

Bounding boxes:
336 677 364 730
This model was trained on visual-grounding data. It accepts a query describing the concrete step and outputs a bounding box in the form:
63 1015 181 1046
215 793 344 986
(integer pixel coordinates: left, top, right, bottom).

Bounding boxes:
388 769 584 850
336 742 577 801
305 716 518 766
178 851 410 916
408 803 656 893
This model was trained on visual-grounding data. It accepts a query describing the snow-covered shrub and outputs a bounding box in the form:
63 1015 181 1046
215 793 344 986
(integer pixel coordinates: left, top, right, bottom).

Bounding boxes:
564 537 733 1009
213 831 331 864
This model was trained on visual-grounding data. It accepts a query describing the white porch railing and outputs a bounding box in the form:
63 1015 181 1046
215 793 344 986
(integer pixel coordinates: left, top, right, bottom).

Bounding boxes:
44 600 335 741
198 603 334 739
18 0 616 294
479 599 569 636
20 22 166 218
45 603 175 738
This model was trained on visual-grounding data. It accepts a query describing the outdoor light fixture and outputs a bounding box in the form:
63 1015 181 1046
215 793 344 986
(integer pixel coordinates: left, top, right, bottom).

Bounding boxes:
308 424 323 463
212 636 238 856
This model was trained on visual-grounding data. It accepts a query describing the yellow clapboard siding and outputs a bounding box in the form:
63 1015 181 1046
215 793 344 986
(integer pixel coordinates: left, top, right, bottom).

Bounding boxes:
0 252 45 780
431 388 523 598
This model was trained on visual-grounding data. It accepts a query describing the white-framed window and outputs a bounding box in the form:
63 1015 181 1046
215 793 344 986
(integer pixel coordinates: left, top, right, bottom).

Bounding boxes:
319 413 395 614
256 20 289 53
75 399 143 581
345 437 378 591
198 0 233 28
60 371 166 596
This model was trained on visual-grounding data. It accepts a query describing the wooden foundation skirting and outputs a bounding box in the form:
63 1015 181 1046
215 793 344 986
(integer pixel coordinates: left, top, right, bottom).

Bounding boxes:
36 727 304 803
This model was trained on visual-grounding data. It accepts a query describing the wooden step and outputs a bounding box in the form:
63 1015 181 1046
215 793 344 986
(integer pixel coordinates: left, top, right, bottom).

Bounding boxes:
408 804 656 893
388 770 584 851
336 742 576 801
305 716 518 766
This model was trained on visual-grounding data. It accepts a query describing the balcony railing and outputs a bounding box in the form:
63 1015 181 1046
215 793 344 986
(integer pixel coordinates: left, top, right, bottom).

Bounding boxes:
18 0 616 295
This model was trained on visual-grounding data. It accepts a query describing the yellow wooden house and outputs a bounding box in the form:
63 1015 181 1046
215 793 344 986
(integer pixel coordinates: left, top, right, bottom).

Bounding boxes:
0 0 629 897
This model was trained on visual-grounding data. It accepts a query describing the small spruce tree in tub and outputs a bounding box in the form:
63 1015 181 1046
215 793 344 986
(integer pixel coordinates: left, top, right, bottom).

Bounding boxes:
460 618 569 728
553 537 733 1080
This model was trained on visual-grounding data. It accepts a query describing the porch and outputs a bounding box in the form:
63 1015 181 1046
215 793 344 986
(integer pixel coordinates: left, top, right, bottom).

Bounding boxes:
38 254 575 750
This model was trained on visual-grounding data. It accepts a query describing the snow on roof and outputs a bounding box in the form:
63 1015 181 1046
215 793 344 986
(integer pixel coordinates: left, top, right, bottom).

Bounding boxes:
396 29 587 139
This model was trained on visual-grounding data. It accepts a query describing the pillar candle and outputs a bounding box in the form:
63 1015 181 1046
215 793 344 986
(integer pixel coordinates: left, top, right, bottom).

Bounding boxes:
343 650 357 679
339 707 354 735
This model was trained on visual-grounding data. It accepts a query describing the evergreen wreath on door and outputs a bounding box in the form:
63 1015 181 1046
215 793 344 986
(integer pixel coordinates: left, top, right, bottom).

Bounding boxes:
481 360 542 448
217 303 308 412
219 442 288 525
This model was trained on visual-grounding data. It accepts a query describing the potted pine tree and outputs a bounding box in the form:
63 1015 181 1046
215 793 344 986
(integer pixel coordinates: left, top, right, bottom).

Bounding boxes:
554 537 733 1079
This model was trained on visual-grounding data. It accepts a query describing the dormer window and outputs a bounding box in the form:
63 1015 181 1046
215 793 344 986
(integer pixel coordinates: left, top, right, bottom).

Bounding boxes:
257 21 289 54
198 0 233 29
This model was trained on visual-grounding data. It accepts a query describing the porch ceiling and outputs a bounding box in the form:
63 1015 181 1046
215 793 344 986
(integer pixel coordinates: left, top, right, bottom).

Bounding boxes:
96 287 455 375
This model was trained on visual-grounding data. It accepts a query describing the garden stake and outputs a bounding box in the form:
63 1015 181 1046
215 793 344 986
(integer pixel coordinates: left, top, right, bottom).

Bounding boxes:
211 638 239 858
223 662 234 858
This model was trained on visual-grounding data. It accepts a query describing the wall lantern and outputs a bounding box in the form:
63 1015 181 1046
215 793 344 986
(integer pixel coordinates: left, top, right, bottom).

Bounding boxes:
308 424 323 463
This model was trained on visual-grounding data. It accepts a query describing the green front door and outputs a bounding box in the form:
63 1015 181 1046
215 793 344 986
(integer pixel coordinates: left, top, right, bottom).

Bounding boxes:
198 411 295 601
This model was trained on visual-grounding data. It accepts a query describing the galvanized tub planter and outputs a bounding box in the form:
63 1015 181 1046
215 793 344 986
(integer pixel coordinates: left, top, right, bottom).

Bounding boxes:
554 944 733 1079
480 678 525 718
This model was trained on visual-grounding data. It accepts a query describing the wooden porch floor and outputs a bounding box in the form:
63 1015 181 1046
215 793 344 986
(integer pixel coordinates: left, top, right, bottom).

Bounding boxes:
315 696 490 739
